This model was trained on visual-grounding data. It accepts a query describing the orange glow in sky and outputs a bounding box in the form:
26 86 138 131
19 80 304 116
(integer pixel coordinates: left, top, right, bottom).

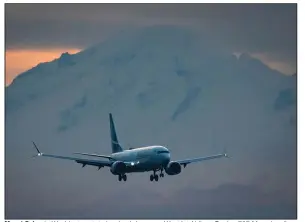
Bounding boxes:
5 48 294 87
5 48 81 85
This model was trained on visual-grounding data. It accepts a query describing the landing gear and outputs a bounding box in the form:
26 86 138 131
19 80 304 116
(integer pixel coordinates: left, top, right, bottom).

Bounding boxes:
150 170 161 181
160 168 164 178
122 174 127 181
118 174 127 182
154 174 159 181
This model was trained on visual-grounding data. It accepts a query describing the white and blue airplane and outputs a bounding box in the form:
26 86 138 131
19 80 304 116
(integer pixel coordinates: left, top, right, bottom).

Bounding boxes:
32 113 228 182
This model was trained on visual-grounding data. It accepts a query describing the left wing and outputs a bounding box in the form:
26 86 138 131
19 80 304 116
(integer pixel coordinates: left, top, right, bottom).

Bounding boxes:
32 141 113 169
73 152 115 160
176 153 228 168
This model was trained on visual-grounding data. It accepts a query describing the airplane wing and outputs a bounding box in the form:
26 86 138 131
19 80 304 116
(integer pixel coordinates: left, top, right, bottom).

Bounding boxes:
32 142 112 169
176 153 228 168
73 152 115 160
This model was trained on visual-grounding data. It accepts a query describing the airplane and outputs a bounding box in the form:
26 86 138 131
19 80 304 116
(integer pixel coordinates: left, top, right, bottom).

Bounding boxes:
32 113 228 182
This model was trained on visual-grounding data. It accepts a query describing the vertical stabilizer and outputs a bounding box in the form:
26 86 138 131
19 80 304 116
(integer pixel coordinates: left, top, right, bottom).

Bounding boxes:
109 113 123 153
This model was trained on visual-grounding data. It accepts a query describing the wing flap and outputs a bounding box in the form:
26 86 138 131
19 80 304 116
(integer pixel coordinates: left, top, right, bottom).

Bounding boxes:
73 152 115 160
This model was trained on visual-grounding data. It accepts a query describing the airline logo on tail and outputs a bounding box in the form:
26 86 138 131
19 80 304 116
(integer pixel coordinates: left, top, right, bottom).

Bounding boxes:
109 113 123 153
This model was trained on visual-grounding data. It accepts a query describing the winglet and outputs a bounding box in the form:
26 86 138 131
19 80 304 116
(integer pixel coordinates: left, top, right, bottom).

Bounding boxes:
223 147 229 158
32 141 42 156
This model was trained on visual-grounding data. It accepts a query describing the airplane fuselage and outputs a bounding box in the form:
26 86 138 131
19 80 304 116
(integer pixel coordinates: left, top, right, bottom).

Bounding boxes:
110 146 170 173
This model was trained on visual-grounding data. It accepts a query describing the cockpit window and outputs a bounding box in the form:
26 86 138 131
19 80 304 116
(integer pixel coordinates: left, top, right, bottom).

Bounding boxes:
157 150 169 154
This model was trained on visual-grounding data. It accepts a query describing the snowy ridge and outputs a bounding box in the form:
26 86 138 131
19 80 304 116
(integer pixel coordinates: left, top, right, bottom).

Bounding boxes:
5 26 296 219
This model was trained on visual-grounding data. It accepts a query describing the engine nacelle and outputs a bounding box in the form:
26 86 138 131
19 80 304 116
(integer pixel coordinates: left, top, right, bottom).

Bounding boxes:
110 161 126 175
165 161 181 175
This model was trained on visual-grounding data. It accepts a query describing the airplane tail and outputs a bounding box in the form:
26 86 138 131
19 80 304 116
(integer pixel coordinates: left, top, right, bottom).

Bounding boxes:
109 113 123 153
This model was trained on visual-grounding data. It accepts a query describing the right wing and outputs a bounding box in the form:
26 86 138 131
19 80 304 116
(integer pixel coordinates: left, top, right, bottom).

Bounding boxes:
175 153 228 168
32 142 113 169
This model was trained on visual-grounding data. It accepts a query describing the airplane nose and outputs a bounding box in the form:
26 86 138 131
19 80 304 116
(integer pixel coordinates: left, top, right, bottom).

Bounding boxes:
162 153 170 165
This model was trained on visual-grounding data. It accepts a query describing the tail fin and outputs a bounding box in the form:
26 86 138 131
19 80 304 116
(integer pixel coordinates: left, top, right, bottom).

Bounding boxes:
109 113 123 153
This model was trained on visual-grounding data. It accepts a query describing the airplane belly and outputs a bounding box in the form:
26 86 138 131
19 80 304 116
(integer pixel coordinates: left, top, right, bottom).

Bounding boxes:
125 155 164 173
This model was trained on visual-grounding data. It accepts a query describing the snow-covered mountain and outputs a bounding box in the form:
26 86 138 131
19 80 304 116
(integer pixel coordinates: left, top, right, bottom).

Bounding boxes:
5 26 296 219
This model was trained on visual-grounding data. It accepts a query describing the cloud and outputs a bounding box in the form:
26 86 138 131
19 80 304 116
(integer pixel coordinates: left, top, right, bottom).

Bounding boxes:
5 4 296 57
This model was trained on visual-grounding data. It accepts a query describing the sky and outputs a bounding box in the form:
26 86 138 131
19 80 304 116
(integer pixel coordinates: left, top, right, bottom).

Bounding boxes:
5 3 297 85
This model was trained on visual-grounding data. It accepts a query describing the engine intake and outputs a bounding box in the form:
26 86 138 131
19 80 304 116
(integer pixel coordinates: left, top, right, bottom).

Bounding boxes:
110 161 126 175
165 161 181 175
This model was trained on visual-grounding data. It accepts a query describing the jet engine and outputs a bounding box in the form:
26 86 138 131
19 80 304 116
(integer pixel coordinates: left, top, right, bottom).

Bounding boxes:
110 161 126 175
165 161 181 175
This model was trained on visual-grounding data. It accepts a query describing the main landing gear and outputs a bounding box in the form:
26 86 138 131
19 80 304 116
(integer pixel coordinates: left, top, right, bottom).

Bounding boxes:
150 174 158 181
150 169 164 182
160 169 164 178
118 174 127 182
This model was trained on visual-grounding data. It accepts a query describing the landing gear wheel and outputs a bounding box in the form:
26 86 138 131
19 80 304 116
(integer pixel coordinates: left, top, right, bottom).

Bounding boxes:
160 173 164 178
154 175 159 181
150 175 154 181
118 175 122 181
123 174 127 181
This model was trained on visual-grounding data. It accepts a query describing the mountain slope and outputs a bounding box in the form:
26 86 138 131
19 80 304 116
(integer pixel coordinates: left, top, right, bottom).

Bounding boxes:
5 26 296 219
